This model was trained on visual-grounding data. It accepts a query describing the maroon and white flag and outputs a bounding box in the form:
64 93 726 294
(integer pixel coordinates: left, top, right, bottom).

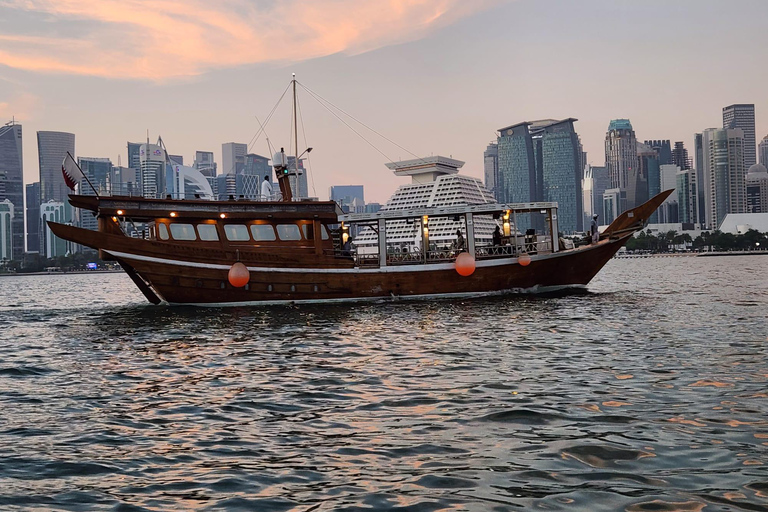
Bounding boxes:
62 152 84 191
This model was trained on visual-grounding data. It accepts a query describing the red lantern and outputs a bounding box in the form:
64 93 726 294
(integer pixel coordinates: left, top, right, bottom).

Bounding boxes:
518 253 532 266
228 262 250 287
455 252 476 276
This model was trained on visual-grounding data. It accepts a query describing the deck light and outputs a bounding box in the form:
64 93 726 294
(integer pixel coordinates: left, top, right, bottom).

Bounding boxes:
341 222 349 243
116 210 124 215
112 216 118 222
503 210 511 237
220 213 226 219
170 212 177 217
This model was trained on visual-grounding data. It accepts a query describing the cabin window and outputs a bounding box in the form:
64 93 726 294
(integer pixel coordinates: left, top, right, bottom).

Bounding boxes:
224 224 250 241
300 224 329 240
250 224 276 241
158 222 170 240
170 223 197 241
197 224 219 241
277 224 302 241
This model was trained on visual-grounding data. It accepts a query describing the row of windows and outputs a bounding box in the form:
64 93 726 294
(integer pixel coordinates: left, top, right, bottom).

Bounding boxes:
156 222 330 243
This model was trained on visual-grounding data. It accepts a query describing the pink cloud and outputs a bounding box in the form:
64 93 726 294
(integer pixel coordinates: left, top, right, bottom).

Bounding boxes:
0 0 500 80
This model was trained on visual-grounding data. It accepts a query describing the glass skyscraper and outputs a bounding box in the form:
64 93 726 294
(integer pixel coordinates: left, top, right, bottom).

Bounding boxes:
0 121 23 260
723 104 756 168
38 131 75 203
26 182 41 253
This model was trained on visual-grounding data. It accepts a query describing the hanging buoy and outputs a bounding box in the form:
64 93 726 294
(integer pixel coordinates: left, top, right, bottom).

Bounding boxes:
518 253 532 266
228 261 250 287
455 252 476 276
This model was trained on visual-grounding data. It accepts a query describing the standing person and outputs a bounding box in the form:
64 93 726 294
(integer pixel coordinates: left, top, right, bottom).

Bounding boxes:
492 226 502 246
455 229 466 253
591 214 600 244
260 175 273 201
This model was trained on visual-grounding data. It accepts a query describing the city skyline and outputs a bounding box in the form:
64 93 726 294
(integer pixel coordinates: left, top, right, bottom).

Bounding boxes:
1 0 767 205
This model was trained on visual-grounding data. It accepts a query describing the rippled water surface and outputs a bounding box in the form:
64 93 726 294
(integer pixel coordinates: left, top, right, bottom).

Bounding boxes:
1 256 767 511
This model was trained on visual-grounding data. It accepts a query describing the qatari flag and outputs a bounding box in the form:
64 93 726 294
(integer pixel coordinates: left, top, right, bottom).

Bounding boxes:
62 152 84 191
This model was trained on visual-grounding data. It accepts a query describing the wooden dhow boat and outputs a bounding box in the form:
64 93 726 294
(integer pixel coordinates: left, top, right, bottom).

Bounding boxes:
47 186 672 306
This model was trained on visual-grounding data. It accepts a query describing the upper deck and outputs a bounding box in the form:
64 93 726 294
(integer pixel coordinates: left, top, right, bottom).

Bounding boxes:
69 195 343 221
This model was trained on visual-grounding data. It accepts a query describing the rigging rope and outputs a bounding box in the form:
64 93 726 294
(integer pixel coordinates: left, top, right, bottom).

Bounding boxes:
296 92 316 197
297 81 430 165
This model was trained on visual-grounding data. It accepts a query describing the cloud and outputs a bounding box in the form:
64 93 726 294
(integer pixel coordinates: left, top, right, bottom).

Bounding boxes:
0 0 500 80
0 91 41 121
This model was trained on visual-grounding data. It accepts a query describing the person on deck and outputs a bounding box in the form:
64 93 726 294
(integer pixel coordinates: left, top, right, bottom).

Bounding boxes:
591 214 600 244
260 176 273 201
455 229 466 253
492 226 502 246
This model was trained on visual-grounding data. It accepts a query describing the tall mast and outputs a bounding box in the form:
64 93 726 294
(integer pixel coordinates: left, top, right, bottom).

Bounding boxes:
292 73 299 181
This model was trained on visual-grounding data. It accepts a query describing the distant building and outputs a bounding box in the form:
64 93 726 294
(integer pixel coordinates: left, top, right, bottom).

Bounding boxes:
38 131 75 203
746 164 768 213
215 173 262 200
659 164 680 224
330 185 365 213
718 213 768 235
723 104 756 168
483 142 499 201
693 133 706 226
759 135 768 168
637 143 660 223
644 140 672 165
77 157 113 231
25 182 40 253
364 202 382 214
606 120 639 209
582 164 609 228
168 155 183 165
702 128 746 229
676 168 697 224
498 118 583 232
194 151 217 177
139 143 166 199
244 153 271 178
0 199 13 261
40 200 73 258
127 142 142 172
285 156 309 199
355 156 496 253
222 142 247 175
602 188 626 225
111 166 138 196
672 141 691 170
0 121 23 260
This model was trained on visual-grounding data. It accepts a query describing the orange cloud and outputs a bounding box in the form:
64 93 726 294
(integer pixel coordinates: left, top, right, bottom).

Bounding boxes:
0 0 500 80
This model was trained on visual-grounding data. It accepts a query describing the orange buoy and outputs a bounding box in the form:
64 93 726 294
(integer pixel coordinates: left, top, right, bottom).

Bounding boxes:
455 252 476 276
518 253 531 266
228 261 250 287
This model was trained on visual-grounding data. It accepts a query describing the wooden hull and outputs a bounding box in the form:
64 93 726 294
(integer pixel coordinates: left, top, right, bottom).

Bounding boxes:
46 221 628 305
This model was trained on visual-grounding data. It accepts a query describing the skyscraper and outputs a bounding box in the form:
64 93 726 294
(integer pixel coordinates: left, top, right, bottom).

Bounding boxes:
672 141 691 170
637 143 659 223
77 157 113 230
676 169 697 224
702 128 746 229
139 143 166 199
193 151 217 178
222 142 247 175
694 133 706 226
644 140 672 165
244 153 271 178
605 119 639 208
38 131 75 203
0 121 23 260
497 119 583 232
759 135 768 168
0 199 13 261
722 104 756 168
483 142 499 202
330 185 365 213
127 142 142 171
25 182 41 253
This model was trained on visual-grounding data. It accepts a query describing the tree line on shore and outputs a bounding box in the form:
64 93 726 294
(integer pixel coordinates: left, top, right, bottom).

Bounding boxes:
0 251 112 274
626 229 768 253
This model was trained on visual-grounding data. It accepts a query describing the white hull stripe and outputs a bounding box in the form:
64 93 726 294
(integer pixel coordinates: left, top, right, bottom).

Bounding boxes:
105 243 605 275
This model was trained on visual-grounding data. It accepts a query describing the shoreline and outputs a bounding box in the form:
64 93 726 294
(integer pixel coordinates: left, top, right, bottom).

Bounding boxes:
616 250 768 258
0 270 125 277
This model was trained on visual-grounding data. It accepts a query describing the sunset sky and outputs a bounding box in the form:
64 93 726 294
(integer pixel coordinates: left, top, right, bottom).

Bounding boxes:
1 0 767 203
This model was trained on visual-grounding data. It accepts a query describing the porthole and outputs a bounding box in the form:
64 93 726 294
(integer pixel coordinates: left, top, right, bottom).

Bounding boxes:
220 282 226 289
267 284 273 292
290 285 296 292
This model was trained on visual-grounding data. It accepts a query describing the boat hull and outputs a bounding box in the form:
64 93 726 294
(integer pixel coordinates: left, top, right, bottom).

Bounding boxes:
97 238 624 305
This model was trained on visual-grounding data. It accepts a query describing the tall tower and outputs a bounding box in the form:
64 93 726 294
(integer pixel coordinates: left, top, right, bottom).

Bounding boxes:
702 128 746 229
222 142 247 175
759 135 768 168
38 131 75 203
483 142 499 202
25 182 41 253
0 121 23 260
605 120 638 206
672 141 691 170
722 104 756 168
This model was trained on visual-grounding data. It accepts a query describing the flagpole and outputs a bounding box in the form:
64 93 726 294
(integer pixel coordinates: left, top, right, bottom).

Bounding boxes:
67 151 101 199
